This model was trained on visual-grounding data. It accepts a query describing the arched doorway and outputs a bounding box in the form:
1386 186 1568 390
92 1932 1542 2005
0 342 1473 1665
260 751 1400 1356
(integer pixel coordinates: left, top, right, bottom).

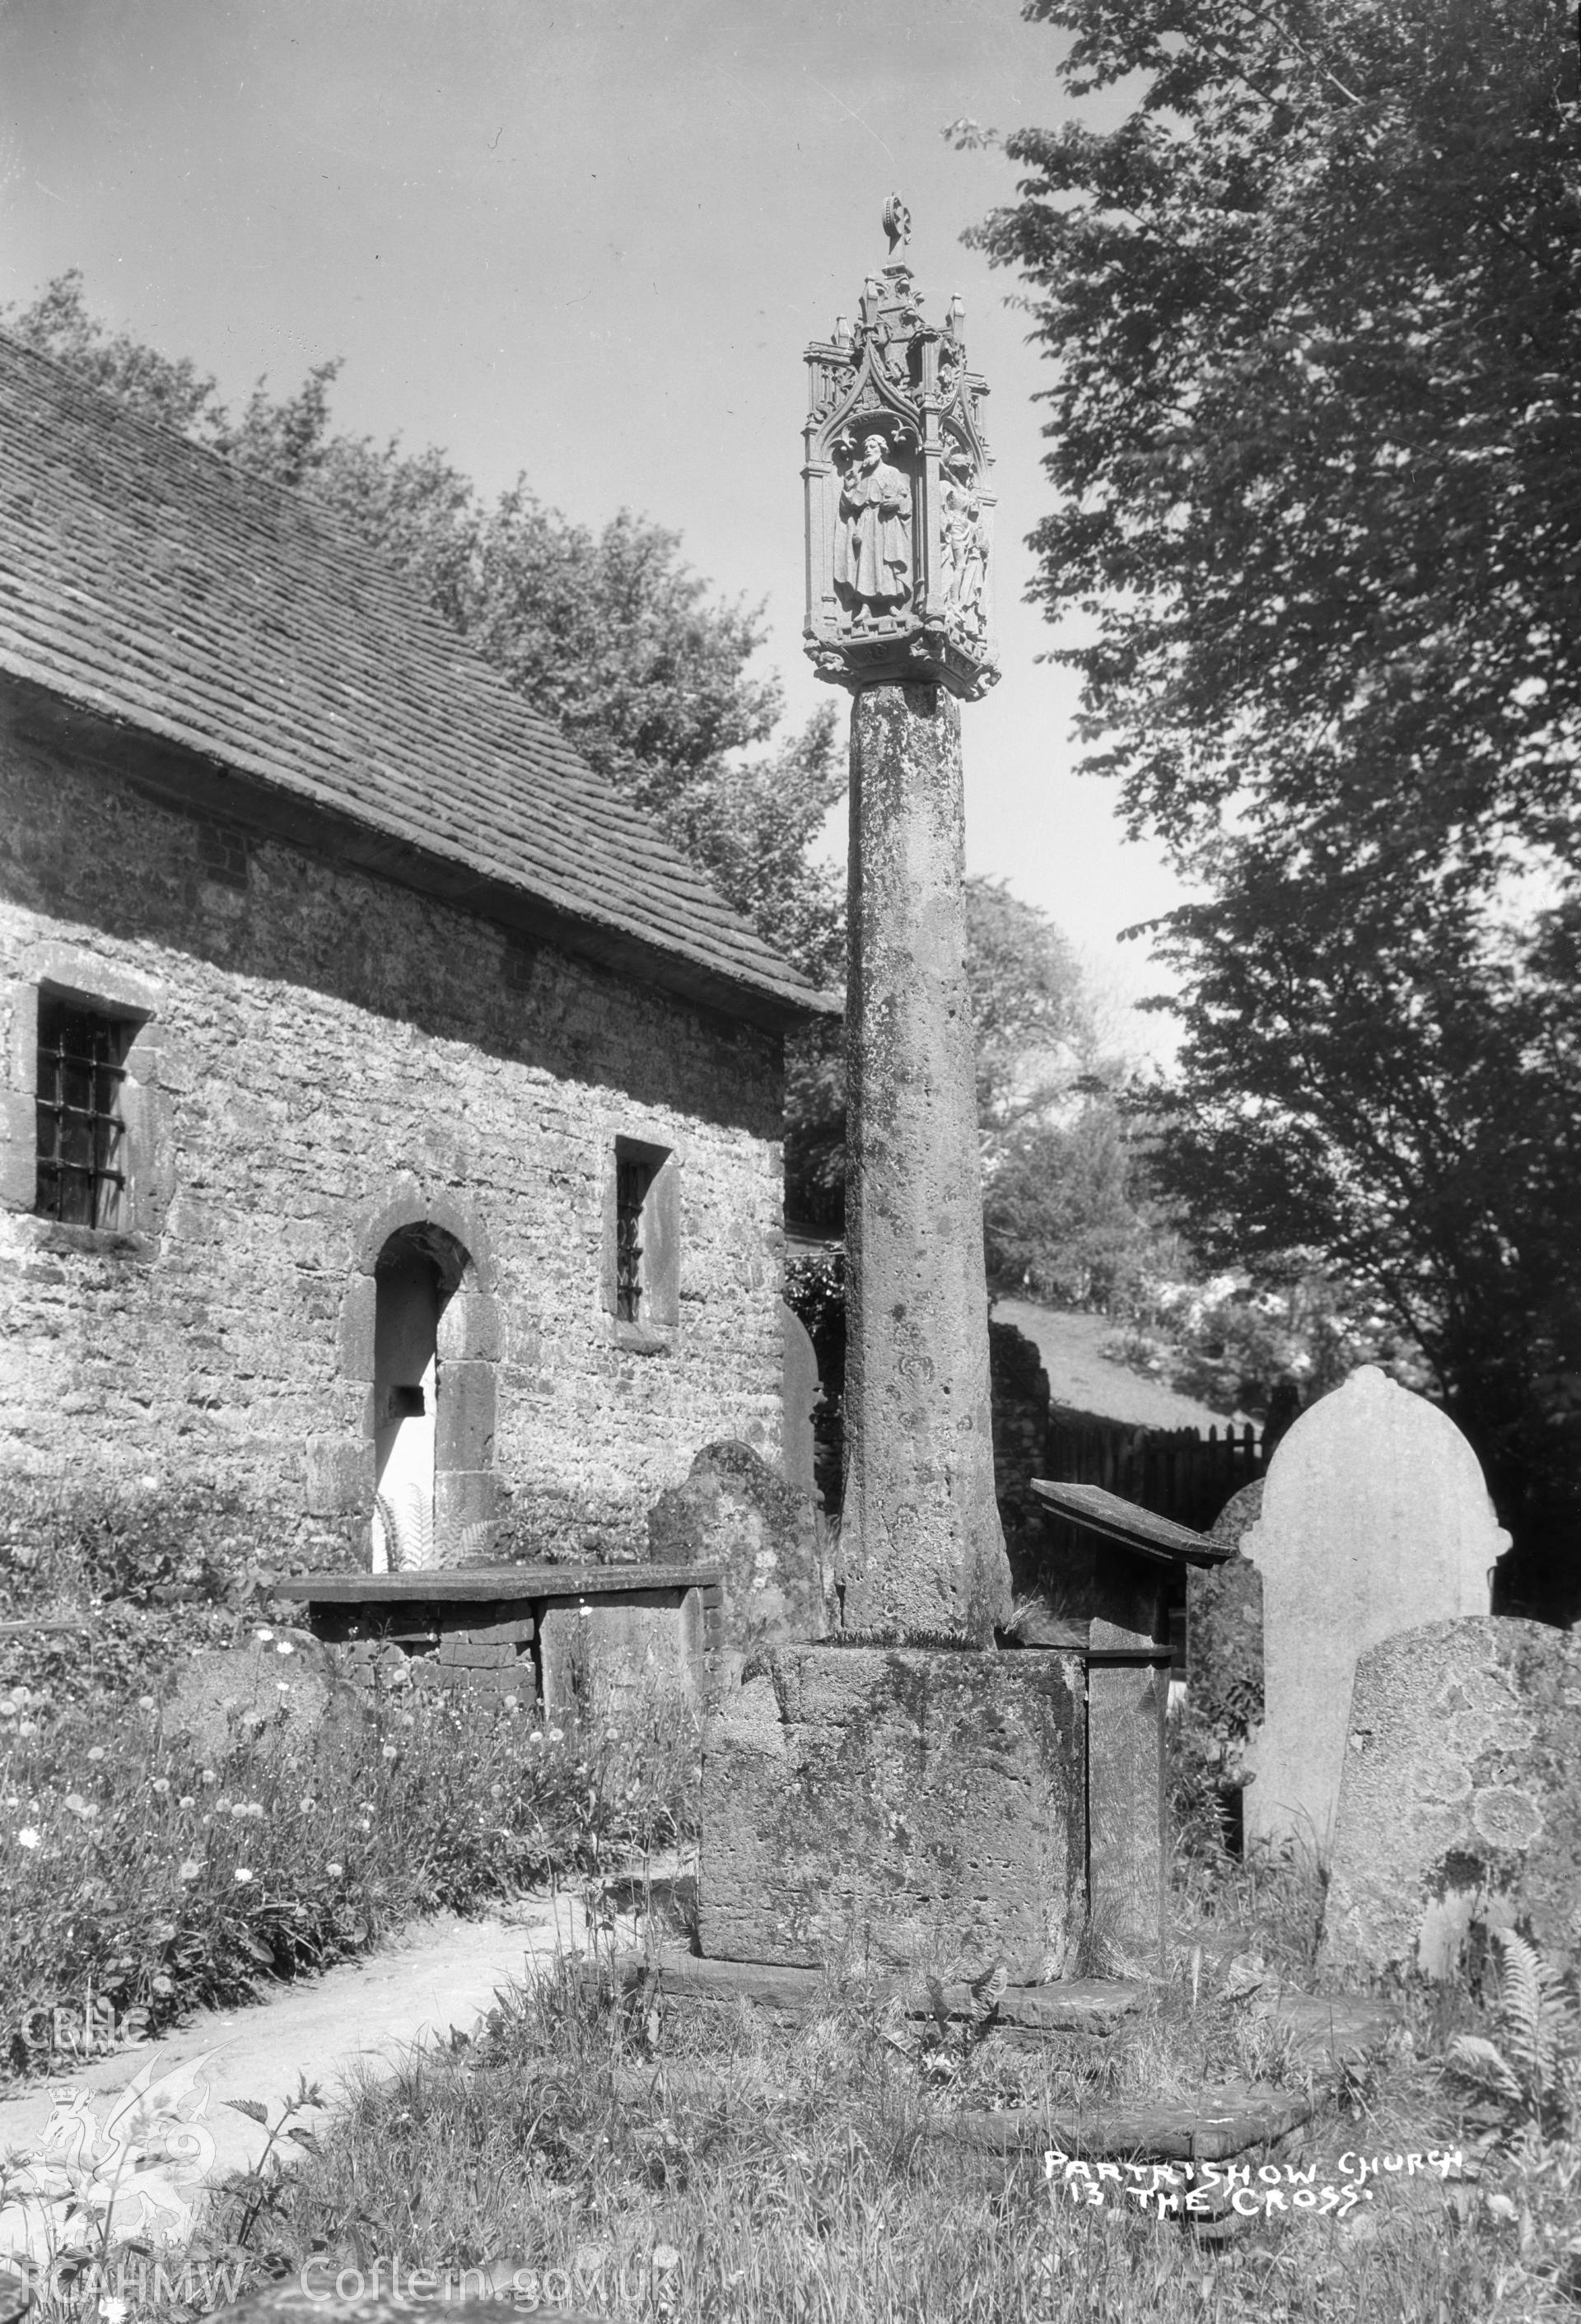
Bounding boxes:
371 1222 469 1571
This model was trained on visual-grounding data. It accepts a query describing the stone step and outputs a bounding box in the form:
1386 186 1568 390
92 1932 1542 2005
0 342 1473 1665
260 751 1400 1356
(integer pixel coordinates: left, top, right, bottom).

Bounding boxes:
941 2086 1313 2162
607 2056 1312 2168
618 1950 1150 2034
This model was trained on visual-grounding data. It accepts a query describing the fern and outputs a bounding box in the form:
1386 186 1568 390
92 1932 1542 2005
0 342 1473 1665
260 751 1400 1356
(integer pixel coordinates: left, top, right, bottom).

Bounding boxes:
373 1482 433 1573
1447 1927 1581 2143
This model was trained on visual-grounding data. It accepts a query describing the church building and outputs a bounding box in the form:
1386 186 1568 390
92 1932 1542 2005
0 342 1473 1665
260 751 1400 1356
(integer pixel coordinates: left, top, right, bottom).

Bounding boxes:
0 334 834 1568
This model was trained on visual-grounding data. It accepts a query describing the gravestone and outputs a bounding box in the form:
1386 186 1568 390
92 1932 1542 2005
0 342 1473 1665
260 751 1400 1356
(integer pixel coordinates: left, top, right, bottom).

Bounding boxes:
1321 1617 1581 1977
646 1440 828 1656
1243 1367 1506 1855
161 1626 365 1768
1184 1480 1265 1734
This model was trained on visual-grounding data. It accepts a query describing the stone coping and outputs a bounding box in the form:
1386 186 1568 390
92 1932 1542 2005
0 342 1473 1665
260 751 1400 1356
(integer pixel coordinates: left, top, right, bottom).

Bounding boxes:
271 1564 722 1606
1032 1480 1234 1568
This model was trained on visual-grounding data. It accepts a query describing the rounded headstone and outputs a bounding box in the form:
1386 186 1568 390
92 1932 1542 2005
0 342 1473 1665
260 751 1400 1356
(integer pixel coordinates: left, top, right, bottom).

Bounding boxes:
1243 1367 1505 1855
646 1440 829 1654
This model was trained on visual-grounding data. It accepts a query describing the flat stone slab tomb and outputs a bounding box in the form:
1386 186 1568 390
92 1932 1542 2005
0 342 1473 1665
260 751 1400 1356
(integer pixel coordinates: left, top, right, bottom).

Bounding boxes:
273 1563 723 1711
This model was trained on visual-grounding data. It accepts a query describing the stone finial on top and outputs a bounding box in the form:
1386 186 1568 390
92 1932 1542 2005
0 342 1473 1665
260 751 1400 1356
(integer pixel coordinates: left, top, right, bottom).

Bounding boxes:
802 203 997 700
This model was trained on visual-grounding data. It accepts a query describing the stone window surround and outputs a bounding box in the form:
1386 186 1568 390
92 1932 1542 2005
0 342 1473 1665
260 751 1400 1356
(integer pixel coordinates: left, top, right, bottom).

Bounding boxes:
603 1132 681 1356
314 1187 504 1550
0 945 166 1252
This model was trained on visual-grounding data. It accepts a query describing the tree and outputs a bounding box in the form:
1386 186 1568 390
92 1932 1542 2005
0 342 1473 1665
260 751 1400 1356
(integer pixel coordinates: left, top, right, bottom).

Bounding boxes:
981 1104 1154 1309
782 870 1138 1263
1150 857 1581 1611
3 273 845 986
965 0 1581 892
966 0 1581 1612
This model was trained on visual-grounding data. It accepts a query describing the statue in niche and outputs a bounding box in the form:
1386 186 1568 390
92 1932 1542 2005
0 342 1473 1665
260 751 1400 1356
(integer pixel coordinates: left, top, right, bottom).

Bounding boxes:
940 452 988 632
834 432 913 623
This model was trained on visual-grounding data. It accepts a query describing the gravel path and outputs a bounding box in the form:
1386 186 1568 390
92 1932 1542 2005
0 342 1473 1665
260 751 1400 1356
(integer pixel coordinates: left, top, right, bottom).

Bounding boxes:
0 1890 625 2259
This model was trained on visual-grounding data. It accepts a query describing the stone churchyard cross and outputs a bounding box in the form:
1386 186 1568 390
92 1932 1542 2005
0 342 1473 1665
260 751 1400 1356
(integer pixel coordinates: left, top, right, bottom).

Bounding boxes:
802 193 1011 1642
696 206 1091 1986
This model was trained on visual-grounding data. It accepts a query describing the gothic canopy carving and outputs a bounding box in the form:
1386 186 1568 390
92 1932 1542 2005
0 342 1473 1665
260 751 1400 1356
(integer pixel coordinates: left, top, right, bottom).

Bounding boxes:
802 197 997 701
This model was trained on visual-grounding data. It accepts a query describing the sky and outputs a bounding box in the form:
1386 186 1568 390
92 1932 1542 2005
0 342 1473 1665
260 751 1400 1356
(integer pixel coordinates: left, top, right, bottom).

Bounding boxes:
0 0 1188 1049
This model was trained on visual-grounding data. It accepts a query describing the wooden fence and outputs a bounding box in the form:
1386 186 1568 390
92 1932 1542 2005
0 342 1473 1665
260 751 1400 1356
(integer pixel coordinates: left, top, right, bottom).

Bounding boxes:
1044 1417 1263 1535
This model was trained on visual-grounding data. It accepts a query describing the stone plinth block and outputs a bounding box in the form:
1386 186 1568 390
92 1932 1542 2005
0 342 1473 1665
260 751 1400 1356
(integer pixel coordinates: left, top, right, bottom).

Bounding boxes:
700 1644 1084 1980
1320 1617 1581 1979
842 684 1010 1640
539 1587 703 1716
1244 1365 1504 1855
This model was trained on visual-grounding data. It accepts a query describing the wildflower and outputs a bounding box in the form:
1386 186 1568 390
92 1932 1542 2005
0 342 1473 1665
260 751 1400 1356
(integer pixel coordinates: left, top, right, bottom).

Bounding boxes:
100 2294 128 2324
231 1802 250 1818
150 1778 170 1796
178 1859 201 1881
63 1793 96 1818
605 1727 620 1742
300 1798 316 1814
16 1827 40 1850
489 1783 503 1802
0 1699 16 1719
276 1641 294 1656
178 1795 195 1810
138 1696 156 1712
652 2247 680 2273
200 1769 217 1786
233 1868 254 1885
529 1732 544 1748
381 1743 398 1762
326 1861 343 1878
86 1747 105 1762
254 1627 274 1643
548 1728 564 1745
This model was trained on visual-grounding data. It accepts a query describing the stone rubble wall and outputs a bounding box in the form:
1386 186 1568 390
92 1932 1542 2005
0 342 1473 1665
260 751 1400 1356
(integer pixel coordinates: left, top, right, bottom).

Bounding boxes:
0 712 787 1565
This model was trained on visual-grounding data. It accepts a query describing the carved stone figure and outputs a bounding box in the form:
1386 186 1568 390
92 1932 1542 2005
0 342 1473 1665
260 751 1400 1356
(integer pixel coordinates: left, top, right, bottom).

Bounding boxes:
802 206 997 698
834 435 912 620
940 461 988 630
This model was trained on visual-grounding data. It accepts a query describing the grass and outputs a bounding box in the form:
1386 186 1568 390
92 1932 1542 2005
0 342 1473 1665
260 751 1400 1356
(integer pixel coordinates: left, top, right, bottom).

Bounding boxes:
48 1921 1574 2324
14 1825 1576 2324
0 1475 699 2083
7 1485 1579 2317
0 1665 698 2083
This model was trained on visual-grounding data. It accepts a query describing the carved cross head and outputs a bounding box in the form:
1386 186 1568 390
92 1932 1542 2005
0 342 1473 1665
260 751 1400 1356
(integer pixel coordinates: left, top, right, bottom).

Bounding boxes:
801 203 996 700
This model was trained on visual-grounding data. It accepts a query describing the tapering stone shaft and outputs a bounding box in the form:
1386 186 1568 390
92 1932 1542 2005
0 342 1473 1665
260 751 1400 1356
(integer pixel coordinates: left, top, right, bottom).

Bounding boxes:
841 681 1011 1640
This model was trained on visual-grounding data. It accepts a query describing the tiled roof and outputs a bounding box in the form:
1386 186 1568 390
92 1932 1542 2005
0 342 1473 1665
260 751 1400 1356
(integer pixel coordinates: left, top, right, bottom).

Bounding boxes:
0 333 835 1027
